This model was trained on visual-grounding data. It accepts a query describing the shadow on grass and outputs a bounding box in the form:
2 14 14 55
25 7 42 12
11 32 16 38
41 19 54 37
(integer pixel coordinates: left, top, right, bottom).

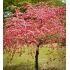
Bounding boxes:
3 64 34 70
3 64 62 70
46 67 61 70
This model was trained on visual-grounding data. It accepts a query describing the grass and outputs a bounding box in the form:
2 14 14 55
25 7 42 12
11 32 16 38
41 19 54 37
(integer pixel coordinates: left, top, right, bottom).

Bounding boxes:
3 44 66 70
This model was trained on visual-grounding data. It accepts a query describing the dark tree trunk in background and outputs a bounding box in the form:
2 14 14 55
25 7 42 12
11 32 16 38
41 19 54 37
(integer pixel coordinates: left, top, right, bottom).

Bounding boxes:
35 45 39 70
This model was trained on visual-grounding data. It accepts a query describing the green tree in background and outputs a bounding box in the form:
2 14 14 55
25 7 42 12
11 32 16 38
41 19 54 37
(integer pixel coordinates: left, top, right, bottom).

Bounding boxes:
3 0 66 10
3 0 66 18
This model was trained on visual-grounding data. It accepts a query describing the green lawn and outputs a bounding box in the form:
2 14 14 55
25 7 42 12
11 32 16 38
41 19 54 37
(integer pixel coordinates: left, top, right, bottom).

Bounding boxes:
3 45 66 70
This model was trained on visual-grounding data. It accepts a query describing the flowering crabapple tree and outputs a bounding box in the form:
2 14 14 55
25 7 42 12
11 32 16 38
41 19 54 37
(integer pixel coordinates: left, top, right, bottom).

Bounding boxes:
4 3 65 70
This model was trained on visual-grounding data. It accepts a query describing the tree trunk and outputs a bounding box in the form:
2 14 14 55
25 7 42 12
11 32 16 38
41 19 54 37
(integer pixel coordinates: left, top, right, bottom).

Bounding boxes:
35 45 39 70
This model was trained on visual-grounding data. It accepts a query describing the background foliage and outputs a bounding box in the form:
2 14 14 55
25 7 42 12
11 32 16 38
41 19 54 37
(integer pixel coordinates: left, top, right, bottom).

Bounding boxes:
3 0 66 18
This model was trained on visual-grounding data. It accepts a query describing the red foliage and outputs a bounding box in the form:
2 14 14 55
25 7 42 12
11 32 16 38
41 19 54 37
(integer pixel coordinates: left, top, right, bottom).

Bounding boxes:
3 3 66 50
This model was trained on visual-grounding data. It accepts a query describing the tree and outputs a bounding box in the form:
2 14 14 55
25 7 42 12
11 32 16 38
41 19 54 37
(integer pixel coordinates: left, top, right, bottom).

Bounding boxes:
3 3 65 70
